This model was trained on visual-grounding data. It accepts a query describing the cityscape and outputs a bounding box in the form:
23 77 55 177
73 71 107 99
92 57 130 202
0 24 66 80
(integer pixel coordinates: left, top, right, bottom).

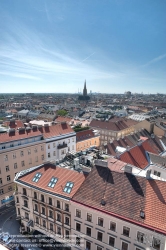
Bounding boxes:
0 1 166 250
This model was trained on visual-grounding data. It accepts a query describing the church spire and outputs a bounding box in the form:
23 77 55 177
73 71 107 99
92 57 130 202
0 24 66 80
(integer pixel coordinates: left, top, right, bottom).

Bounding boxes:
83 80 87 96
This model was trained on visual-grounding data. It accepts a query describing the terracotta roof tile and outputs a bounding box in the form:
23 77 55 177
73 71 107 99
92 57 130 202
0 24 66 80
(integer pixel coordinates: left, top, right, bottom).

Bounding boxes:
39 123 74 139
76 129 95 142
17 163 87 198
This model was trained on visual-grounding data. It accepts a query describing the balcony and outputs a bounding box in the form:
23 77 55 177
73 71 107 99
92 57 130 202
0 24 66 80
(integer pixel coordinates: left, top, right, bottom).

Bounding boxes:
57 143 67 149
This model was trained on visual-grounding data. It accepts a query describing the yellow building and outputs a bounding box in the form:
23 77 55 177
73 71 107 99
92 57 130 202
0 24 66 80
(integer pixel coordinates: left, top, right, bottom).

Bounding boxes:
76 129 100 152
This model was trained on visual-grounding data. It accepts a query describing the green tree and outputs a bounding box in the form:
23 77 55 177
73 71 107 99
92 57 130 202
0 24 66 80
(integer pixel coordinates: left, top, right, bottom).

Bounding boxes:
57 109 68 116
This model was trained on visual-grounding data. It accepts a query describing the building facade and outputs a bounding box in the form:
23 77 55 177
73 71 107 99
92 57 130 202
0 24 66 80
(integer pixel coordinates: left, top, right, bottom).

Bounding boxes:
0 127 45 207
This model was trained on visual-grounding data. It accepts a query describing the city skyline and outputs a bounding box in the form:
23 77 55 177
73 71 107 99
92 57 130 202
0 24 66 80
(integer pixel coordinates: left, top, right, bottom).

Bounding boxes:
0 0 166 93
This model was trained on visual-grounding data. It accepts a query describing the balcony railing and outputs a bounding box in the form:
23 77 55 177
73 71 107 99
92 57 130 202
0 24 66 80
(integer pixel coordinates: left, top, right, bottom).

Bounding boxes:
57 143 67 149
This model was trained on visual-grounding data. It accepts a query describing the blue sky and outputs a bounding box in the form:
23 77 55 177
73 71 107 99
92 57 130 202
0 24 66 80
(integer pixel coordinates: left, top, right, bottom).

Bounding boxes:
0 0 166 93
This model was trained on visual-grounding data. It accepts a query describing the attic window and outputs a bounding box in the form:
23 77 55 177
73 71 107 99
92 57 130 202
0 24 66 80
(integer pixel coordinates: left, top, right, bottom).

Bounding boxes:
63 182 74 194
48 177 58 188
140 210 145 219
101 199 106 206
32 172 42 182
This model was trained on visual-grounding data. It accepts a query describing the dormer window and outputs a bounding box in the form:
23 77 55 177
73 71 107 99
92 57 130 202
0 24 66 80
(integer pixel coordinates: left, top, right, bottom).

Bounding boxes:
32 172 42 183
140 210 145 219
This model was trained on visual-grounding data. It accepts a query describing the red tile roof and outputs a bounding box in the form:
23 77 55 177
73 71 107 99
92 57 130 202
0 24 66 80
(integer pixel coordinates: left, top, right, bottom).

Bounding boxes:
76 129 96 142
90 119 137 131
55 116 72 123
38 123 74 139
17 163 87 198
72 165 166 234
0 129 42 144
119 139 161 169
4 120 24 128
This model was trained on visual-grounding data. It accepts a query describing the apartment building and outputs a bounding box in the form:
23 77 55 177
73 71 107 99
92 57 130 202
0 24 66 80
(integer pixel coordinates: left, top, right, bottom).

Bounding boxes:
71 162 166 250
76 129 100 152
89 119 138 146
14 163 86 246
0 126 45 207
40 122 76 162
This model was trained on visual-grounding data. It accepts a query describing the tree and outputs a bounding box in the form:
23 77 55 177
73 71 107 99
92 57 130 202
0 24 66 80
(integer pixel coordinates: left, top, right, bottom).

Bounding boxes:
57 110 68 116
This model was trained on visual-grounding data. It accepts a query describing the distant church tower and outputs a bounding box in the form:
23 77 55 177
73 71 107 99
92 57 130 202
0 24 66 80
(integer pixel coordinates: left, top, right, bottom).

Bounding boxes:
83 80 87 96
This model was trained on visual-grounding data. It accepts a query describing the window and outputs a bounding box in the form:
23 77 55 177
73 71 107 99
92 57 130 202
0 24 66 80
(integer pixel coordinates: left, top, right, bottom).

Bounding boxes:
41 194 44 202
97 247 102 250
57 213 61 222
110 222 116 231
18 208 20 215
86 227 91 236
72 145 74 150
41 145 44 151
65 217 69 225
50 223 53 231
49 197 52 205
20 151 24 156
6 166 9 172
49 210 53 218
53 143 56 148
76 237 80 246
23 188 27 195
48 144 50 149
109 236 115 247
123 226 130 237
154 170 161 177
98 217 103 227
25 212 29 220
29 158 32 164
64 182 74 194
72 138 74 142
87 213 92 222
152 237 161 250
28 149 31 155
48 152 50 158
41 207 45 215
36 217 39 224
14 163 17 169
41 154 44 160
34 192 37 199
21 161 25 167
53 151 56 156
121 241 128 250
76 222 81 232
34 147 38 153
35 156 38 162
137 231 145 243
34 204 38 212
76 209 81 218
57 226 61 235
4 155 8 161
57 200 60 208
0 189 4 195
65 203 69 212
86 241 91 250
8 186 12 191
24 200 28 208
43 220 46 228
32 172 42 182
65 230 69 239
48 177 58 188
0 178 2 184
97 232 103 242
13 153 16 159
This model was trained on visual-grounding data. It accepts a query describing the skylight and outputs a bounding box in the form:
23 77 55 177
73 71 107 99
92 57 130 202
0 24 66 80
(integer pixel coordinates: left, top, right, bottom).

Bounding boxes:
32 172 42 182
48 177 58 188
63 182 74 194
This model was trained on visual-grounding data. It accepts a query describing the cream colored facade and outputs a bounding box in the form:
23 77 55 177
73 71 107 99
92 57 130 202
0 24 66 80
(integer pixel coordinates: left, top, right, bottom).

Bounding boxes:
70 201 166 250
15 182 72 246
0 137 45 207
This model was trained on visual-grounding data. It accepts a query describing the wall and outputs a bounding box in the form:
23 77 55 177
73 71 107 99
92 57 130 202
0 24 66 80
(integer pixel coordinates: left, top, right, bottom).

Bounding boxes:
76 136 100 152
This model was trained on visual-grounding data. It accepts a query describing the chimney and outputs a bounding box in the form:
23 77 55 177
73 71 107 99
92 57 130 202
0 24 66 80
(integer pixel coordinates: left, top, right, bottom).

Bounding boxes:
151 133 155 139
146 170 151 179
126 146 130 151
137 140 142 146
124 165 132 174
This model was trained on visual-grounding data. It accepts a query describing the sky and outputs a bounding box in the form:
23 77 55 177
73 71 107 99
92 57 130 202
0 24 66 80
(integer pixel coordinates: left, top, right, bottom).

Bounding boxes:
0 0 166 94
